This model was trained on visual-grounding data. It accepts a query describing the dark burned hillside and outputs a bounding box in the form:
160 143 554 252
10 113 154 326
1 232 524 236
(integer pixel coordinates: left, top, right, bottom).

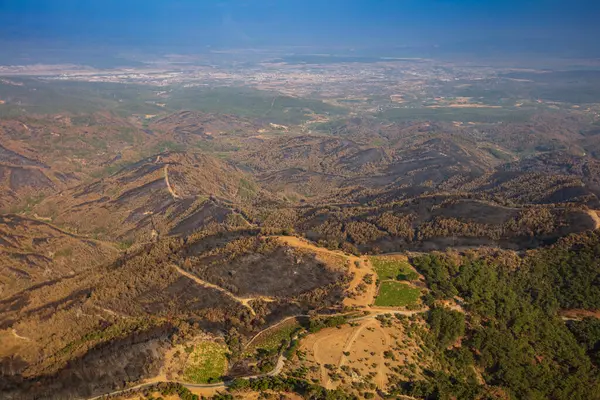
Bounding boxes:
0 214 119 297
0 227 345 399
288 198 595 252
32 151 273 242
1 82 600 399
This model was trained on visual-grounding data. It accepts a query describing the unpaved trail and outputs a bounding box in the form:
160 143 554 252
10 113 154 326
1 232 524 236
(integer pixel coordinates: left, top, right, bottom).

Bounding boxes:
10 329 30 341
375 323 391 389
32 213 52 222
172 264 276 316
336 319 389 389
343 256 377 308
312 330 346 389
275 236 376 307
164 164 182 200
11 214 117 248
339 321 373 366
87 380 226 400
93 305 128 319
333 321 373 388
586 210 600 230
308 318 395 390
90 301 428 400
560 309 600 321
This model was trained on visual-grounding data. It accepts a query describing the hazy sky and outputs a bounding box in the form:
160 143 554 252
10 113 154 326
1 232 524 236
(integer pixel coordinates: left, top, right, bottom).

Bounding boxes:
0 0 599 52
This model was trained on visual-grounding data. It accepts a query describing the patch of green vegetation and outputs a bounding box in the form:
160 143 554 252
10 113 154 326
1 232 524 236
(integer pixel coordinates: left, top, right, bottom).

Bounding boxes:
378 106 533 123
409 242 600 399
183 341 228 384
115 127 136 144
244 320 301 357
426 306 466 349
166 86 346 125
308 315 352 333
116 240 134 250
9 194 46 214
370 256 418 281
54 247 73 258
568 318 600 366
151 140 186 153
229 376 355 399
374 281 420 307
484 146 513 161
154 382 203 400
238 178 258 201
0 79 168 117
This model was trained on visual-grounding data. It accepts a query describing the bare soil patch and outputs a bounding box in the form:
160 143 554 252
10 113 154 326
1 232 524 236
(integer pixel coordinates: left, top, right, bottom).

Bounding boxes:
297 316 421 395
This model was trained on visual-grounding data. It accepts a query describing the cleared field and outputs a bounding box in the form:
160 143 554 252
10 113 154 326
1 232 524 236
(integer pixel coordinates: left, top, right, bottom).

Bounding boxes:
183 341 228 384
297 317 418 393
375 282 421 307
370 256 418 281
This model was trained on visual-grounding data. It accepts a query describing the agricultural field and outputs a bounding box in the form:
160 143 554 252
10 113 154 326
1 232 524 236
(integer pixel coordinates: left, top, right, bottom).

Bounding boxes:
370 256 419 281
183 341 228 384
374 282 421 307
244 319 302 357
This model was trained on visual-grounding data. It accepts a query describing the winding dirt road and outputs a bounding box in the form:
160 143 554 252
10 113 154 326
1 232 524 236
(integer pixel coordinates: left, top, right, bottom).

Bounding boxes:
586 209 600 230
164 164 182 200
88 236 430 399
172 264 276 316
10 328 30 342
275 236 377 307
87 307 429 400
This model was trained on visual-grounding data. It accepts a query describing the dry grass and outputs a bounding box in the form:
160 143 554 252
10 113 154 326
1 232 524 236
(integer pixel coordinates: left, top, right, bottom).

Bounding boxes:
296 316 423 395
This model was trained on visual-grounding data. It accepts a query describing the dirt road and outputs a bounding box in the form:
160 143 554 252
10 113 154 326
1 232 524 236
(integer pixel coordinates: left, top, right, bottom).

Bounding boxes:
586 210 600 230
275 236 377 307
172 264 275 316
306 317 394 390
10 328 30 341
89 236 431 399
164 164 182 200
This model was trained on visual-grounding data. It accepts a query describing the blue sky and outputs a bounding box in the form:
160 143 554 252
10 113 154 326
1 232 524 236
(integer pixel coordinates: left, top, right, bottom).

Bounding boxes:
0 0 598 51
